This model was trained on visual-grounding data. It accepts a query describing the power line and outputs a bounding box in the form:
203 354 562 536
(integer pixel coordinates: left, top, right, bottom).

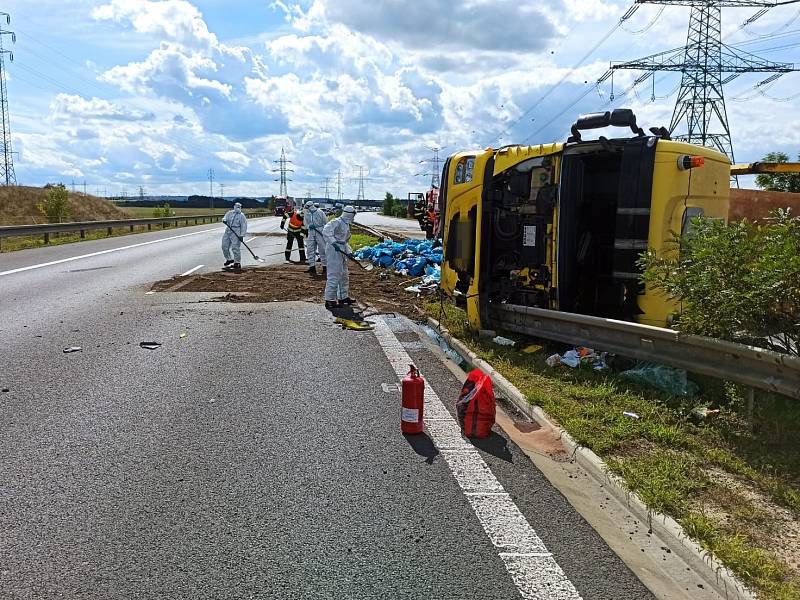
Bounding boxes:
606 0 799 163
489 4 640 145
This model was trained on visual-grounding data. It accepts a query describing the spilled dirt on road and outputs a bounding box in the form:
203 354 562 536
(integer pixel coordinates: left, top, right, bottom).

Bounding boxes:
151 264 426 318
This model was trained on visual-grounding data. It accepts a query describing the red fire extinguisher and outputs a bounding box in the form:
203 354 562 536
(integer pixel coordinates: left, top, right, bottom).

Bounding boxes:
401 364 425 434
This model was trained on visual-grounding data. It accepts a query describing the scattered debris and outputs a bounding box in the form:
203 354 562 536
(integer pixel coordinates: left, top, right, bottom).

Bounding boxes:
335 318 374 331
623 411 641 419
354 239 443 275
179 331 188 338
546 347 608 370
689 405 721 424
63 346 82 354
422 325 465 366
152 265 424 318
139 341 162 350
492 335 516 347
621 362 699 397
522 344 543 354
1 388 9 393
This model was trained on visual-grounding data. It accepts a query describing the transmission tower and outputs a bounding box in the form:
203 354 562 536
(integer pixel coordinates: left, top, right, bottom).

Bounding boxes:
208 168 215 210
352 165 372 203
0 12 15 186
418 146 445 188
606 0 798 162
321 177 332 202
272 147 293 198
336 169 344 202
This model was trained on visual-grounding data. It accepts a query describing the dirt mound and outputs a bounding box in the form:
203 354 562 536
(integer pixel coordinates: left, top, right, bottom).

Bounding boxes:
151 264 426 318
0 186 130 225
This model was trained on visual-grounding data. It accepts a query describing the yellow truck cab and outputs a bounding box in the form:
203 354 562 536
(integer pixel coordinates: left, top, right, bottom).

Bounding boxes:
439 108 730 330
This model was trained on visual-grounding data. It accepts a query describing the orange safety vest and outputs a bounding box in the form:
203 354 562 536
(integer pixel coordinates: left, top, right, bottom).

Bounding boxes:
284 209 305 233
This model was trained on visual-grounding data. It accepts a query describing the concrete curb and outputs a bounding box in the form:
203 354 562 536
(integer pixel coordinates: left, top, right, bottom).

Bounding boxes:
425 316 756 600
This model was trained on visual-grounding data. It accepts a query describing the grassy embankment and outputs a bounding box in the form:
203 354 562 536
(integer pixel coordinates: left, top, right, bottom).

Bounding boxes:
0 187 245 253
424 300 800 600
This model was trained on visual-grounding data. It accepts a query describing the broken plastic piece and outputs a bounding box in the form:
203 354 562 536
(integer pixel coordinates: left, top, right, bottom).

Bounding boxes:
492 336 516 347
522 344 543 354
63 347 82 353
621 362 699 397
139 341 162 350
334 317 375 331
623 411 640 419
180 332 188 338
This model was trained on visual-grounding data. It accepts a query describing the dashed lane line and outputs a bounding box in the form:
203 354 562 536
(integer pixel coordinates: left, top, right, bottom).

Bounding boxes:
371 317 583 600
180 264 204 277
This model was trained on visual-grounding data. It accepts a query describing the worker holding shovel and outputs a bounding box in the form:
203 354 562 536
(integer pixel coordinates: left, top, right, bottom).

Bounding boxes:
322 205 357 310
221 202 248 271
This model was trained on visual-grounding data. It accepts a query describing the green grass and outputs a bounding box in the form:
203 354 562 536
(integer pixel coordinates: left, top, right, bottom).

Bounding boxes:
120 207 227 218
681 514 799 599
349 233 378 251
424 299 800 600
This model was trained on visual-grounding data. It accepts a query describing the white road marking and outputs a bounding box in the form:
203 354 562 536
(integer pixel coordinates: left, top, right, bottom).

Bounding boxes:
180 264 204 277
372 317 582 600
145 291 156 295
0 217 276 278
0 227 219 277
244 237 256 243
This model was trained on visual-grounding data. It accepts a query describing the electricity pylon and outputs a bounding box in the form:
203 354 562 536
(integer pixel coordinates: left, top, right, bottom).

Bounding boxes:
272 147 293 198
606 0 797 162
0 12 16 186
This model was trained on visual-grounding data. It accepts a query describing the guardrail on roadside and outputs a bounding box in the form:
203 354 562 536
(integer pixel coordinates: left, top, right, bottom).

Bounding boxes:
489 303 800 400
0 212 273 245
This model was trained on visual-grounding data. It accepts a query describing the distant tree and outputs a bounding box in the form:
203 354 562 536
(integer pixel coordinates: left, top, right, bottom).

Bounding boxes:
152 203 175 218
392 203 408 218
382 192 395 216
755 151 800 193
38 186 70 223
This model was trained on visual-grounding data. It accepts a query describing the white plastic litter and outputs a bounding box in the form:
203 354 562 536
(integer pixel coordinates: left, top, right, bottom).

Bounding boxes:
492 336 516 347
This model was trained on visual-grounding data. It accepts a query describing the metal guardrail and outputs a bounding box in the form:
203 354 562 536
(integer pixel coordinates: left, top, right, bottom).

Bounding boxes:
0 212 273 244
490 303 800 399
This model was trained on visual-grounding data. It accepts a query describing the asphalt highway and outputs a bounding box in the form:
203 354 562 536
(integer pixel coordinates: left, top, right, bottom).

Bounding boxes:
0 215 657 599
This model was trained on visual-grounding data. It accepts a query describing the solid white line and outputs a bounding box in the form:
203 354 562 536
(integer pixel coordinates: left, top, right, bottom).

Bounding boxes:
244 237 256 243
0 226 220 277
180 264 204 277
372 318 582 600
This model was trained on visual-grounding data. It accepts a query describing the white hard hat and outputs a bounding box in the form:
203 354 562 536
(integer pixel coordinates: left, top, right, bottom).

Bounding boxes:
304 200 314 209
342 205 356 214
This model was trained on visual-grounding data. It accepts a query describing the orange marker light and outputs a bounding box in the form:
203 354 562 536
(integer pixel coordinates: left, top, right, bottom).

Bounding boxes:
678 155 705 170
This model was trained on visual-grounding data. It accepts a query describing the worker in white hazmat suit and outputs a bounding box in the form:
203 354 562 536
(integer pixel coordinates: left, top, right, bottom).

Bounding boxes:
221 202 248 270
322 205 356 309
303 200 327 276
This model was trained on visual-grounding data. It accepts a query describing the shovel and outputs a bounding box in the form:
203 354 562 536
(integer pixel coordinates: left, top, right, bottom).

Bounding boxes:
223 220 265 263
332 244 374 271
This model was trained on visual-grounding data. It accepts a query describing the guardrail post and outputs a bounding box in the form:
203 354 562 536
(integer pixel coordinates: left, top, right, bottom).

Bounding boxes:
107 227 112 236
44 232 49 244
747 388 755 433
148 223 151 231
129 225 134 232
80 230 85 239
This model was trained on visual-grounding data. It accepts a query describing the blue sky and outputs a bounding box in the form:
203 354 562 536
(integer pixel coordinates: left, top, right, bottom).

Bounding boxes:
3 0 799 198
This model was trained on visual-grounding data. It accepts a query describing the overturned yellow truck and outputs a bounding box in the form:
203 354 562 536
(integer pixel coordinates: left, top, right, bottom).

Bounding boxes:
439 109 733 330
